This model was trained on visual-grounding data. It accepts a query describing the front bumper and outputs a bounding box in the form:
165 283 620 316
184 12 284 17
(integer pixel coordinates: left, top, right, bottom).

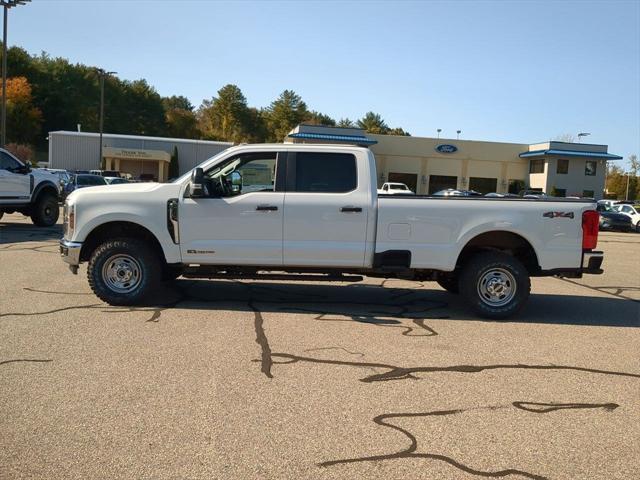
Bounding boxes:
582 250 604 275
60 239 82 273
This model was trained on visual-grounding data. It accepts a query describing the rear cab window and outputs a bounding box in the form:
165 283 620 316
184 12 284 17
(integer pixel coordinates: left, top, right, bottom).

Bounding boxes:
288 152 357 193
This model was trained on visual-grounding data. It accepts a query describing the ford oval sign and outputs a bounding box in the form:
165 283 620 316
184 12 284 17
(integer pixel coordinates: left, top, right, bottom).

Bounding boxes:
435 144 458 154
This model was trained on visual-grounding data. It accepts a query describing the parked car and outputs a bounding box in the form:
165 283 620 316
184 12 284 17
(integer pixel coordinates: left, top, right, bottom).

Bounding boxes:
596 203 632 232
377 182 415 195
0 148 61 226
612 203 640 232
519 189 547 197
89 170 121 178
60 144 603 319
104 176 129 185
432 188 482 197
42 168 72 189
485 192 519 198
62 174 108 200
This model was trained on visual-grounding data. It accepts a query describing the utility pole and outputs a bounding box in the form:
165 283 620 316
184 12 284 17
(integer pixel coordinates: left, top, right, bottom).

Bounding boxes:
625 173 630 201
0 0 31 148
95 68 116 169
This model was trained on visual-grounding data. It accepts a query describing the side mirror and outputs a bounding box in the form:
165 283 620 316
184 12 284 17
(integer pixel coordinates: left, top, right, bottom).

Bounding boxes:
189 168 206 197
229 171 242 193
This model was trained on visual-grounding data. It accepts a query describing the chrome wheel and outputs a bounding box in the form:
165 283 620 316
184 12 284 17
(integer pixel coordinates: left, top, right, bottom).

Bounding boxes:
477 268 516 307
101 254 142 294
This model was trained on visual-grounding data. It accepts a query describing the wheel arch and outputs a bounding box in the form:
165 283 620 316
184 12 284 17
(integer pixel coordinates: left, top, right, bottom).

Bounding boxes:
32 181 59 202
455 230 541 275
80 221 166 264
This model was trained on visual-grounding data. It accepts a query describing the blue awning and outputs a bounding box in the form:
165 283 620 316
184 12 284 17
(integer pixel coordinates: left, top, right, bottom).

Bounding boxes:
520 149 622 160
288 132 378 145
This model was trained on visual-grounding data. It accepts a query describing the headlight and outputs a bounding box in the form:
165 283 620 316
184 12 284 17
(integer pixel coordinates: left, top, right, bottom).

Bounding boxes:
63 202 75 239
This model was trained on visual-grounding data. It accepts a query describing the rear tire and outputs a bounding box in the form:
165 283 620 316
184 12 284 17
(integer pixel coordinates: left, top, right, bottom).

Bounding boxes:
31 193 59 226
88 238 161 305
460 251 530 319
436 273 459 294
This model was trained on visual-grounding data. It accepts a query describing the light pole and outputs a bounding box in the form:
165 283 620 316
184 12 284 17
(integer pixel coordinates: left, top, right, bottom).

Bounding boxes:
1 0 31 148
456 129 461 140
437 128 442 139
95 68 116 169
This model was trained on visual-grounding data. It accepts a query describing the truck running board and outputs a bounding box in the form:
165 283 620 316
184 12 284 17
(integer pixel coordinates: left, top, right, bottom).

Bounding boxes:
182 271 364 283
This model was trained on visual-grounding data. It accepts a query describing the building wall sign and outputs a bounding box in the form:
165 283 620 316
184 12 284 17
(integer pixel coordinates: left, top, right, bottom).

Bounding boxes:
435 144 458 154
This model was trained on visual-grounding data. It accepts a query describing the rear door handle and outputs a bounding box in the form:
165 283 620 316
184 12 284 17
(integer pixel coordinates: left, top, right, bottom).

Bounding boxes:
256 205 278 211
340 206 362 213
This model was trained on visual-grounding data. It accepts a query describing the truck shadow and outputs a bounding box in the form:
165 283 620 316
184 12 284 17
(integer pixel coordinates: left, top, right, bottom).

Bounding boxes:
0 222 62 245
140 279 639 329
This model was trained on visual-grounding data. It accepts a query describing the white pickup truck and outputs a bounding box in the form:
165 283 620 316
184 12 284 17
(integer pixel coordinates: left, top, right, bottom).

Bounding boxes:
60 144 603 318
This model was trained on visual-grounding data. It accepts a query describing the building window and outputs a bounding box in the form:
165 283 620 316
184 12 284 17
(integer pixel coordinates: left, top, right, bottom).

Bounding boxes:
585 160 597 176
583 190 595 198
428 175 457 194
388 172 418 193
469 177 498 194
557 159 569 174
553 188 566 197
529 159 544 174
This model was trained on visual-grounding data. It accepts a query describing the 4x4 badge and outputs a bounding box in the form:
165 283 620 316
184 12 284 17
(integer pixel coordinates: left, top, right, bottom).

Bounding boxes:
543 211 574 219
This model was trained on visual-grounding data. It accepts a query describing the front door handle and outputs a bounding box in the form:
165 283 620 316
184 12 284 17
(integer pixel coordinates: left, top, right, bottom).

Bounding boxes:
340 206 362 213
256 205 278 211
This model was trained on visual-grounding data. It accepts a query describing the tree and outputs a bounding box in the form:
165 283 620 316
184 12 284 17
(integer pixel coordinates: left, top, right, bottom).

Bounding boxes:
3 76 42 145
357 112 389 134
169 146 179 179
4 143 34 163
553 133 576 143
163 96 199 138
265 90 309 142
337 118 356 128
197 84 250 142
305 110 335 126
606 160 639 200
388 127 411 136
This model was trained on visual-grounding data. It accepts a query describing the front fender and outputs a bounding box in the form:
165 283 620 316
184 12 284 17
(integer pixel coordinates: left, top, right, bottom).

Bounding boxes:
74 211 182 264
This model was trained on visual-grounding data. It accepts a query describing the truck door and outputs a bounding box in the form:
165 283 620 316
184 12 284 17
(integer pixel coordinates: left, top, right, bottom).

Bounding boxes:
283 151 369 267
0 151 31 202
179 151 285 265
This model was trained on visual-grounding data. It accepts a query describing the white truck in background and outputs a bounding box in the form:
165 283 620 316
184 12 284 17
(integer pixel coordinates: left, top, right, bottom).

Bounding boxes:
60 144 603 319
377 182 414 195
0 148 61 226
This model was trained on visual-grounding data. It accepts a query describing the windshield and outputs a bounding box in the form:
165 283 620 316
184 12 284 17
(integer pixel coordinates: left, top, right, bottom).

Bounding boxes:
172 147 233 184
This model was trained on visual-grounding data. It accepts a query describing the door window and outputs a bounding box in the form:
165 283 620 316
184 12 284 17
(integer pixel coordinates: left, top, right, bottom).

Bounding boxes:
206 152 279 196
290 152 356 193
0 151 22 171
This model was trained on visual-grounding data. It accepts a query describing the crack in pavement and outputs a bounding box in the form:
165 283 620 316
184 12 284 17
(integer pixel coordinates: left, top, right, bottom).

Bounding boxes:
0 358 52 366
557 278 640 303
269 352 640 383
320 401 620 478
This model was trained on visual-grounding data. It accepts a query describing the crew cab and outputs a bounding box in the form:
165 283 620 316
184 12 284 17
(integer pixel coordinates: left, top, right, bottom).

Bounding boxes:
0 148 61 226
60 144 603 319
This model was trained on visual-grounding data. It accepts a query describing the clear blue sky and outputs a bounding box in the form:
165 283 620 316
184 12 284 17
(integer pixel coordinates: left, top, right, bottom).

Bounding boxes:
10 0 640 167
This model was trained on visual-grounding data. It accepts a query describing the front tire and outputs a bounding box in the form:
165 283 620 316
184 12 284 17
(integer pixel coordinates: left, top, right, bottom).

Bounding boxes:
460 252 530 319
88 238 161 305
31 193 59 226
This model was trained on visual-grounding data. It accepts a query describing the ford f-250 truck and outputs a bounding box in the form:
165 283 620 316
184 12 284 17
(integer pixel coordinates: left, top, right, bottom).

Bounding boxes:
60 144 603 319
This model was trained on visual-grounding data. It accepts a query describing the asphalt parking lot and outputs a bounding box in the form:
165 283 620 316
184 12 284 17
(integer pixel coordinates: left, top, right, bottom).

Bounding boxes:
1 212 639 480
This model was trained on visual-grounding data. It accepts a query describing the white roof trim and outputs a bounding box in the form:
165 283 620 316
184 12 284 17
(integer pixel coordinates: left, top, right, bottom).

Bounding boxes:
49 130 233 147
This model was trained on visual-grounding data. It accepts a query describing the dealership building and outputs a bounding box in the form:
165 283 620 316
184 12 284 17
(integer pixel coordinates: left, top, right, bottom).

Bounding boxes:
48 126 621 198
287 124 622 199
48 131 231 182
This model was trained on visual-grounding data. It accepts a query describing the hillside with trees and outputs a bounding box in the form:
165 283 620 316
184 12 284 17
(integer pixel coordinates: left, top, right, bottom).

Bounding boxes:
1 45 410 163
